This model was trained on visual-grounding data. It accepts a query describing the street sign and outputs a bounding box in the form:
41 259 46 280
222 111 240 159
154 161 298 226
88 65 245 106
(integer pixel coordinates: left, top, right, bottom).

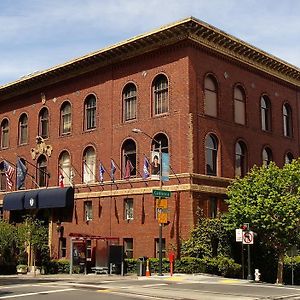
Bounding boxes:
243 231 254 245
152 189 171 198
235 229 243 242
156 198 168 224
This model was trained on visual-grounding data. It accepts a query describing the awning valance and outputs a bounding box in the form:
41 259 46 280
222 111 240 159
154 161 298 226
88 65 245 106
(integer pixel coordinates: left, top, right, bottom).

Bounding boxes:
39 187 74 208
3 187 74 211
3 192 25 211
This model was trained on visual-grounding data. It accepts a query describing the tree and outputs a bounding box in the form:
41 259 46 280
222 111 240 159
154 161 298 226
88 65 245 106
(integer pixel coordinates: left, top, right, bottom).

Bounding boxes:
224 160 300 284
0 220 16 265
181 212 230 258
16 217 49 269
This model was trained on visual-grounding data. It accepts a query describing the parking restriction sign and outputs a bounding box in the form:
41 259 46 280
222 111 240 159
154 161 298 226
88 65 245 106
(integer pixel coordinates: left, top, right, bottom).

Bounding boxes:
242 231 254 245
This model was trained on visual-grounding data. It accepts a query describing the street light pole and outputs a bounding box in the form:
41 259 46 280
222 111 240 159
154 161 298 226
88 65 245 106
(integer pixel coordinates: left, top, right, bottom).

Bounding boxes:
132 128 164 276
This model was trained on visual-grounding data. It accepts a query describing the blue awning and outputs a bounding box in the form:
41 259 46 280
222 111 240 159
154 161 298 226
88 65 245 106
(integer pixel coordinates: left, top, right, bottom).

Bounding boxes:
38 187 74 209
24 190 39 209
3 192 25 211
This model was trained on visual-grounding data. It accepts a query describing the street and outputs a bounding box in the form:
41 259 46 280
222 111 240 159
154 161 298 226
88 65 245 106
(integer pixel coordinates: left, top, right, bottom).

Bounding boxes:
1 274 300 300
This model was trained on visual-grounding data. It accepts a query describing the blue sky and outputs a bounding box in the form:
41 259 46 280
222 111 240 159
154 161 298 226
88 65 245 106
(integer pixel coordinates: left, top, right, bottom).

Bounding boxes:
1 0 300 86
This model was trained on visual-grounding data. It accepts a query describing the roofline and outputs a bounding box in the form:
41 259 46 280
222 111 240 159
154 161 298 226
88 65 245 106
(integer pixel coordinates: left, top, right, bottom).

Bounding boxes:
1 16 299 99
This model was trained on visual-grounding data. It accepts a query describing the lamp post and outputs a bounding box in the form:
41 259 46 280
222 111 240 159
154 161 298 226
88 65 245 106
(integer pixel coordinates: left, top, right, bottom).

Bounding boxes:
132 128 163 276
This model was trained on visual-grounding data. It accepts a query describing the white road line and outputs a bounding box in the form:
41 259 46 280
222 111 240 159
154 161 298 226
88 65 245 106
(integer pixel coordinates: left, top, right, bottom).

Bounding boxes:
0 288 76 299
141 283 168 288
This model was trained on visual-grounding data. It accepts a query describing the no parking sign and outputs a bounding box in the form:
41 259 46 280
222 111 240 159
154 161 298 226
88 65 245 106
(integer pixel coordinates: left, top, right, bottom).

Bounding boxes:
242 231 254 245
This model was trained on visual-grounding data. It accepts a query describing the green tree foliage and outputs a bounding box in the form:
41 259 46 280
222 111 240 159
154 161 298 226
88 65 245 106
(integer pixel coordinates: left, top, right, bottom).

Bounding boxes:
16 217 49 266
181 213 230 258
0 220 16 265
225 160 300 284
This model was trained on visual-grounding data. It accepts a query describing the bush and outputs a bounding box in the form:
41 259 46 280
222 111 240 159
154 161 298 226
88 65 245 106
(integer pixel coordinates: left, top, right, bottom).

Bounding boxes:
44 259 70 274
283 255 300 285
125 256 241 278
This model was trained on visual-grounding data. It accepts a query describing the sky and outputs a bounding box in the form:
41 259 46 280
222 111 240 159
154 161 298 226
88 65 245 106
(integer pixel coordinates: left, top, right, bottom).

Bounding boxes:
1 0 300 86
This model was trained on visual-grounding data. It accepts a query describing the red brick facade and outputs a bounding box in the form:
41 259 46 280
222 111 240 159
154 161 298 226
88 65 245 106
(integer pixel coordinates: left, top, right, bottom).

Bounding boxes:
0 17 299 264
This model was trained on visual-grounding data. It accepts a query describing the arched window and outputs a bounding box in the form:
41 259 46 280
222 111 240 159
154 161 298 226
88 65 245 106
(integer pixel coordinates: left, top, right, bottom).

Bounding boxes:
122 139 136 178
83 147 96 183
37 155 48 187
285 152 294 164
59 151 71 186
84 95 96 130
39 108 49 138
153 75 168 115
19 114 28 145
204 75 218 117
60 102 71 135
235 141 247 177
234 86 246 125
283 103 292 137
123 83 137 121
152 133 169 153
261 96 271 131
262 147 272 166
205 134 218 176
1 119 9 149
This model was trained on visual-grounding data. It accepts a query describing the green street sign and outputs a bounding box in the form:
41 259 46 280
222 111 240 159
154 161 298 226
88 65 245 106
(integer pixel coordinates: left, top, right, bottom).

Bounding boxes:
152 189 171 198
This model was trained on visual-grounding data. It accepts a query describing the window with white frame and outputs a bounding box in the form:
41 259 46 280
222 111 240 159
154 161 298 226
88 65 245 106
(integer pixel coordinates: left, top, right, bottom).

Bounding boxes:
59 237 67 258
59 151 71 186
124 238 133 258
60 101 72 135
85 95 96 130
124 198 134 220
39 108 49 139
155 238 166 258
84 201 93 221
123 83 137 121
19 114 28 145
153 74 168 115
83 147 96 183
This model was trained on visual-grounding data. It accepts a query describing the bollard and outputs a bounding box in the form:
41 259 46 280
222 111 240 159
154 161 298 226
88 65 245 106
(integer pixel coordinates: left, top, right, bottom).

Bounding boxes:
254 269 261 282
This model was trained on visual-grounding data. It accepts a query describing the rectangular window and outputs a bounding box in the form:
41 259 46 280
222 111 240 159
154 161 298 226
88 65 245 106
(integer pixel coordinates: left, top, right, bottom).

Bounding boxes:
60 237 67 258
124 238 133 258
84 201 93 221
124 198 134 220
155 238 166 258
209 197 218 218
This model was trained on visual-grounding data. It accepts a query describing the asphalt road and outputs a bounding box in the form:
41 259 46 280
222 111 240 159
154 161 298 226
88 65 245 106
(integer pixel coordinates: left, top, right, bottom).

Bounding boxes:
2 274 300 300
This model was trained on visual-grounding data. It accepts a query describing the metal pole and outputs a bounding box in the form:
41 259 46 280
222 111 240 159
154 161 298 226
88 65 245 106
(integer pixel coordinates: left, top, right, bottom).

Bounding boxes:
158 140 163 276
69 238 73 275
247 244 253 280
242 243 245 279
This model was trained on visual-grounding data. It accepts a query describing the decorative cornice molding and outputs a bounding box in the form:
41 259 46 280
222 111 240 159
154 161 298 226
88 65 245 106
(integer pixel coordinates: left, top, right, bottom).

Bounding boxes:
1 17 299 101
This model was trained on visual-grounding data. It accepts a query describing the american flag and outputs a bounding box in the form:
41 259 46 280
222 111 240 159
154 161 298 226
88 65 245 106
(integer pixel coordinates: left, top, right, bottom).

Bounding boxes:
3 160 15 190
124 159 134 179
59 172 64 188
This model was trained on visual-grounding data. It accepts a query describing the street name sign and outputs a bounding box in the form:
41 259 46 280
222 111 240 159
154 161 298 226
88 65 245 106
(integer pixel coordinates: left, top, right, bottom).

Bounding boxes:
152 189 171 198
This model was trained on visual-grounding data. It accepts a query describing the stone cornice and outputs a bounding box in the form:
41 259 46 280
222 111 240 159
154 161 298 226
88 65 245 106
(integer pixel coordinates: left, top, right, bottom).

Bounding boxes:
1 16 299 100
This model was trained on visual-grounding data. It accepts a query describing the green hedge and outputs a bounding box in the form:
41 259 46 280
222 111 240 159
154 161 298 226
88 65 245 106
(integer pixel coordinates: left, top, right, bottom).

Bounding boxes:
43 259 80 274
283 256 300 285
124 256 241 278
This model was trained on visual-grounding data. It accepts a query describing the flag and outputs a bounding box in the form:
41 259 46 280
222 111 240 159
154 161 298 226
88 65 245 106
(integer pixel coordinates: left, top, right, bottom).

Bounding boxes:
124 159 134 179
59 172 64 188
16 158 27 190
99 163 105 182
110 159 117 181
3 160 14 190
143 156 150 179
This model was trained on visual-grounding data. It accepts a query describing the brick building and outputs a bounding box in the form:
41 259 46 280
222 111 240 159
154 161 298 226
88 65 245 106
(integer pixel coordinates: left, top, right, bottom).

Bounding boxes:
0 17 299 267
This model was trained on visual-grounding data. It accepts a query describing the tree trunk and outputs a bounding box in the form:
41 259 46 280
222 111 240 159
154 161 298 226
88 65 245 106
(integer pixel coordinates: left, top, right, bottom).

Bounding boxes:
276 251 284 284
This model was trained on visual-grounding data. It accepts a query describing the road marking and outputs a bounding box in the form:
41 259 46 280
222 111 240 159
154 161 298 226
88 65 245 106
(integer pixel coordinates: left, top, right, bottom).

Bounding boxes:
141 283 168 287
0 288 76 299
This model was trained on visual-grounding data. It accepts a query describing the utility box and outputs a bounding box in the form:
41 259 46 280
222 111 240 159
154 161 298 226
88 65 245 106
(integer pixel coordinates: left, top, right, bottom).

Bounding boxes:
137 256 148 276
